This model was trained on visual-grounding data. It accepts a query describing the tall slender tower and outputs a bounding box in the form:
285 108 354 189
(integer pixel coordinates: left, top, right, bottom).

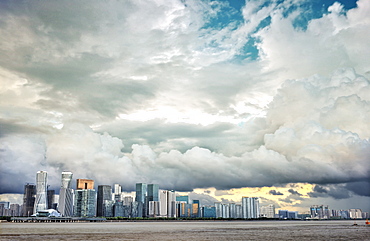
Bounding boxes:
135 183 147 217
33 171 48 213
22 183 36 216
97 185 112 217
58 171 74 217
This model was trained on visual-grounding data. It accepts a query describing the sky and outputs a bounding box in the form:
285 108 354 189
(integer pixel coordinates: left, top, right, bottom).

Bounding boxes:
0 0 369 213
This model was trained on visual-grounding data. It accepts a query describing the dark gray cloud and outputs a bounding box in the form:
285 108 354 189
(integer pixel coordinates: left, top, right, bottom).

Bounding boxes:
269 190 284 195
345 181 370 197
308 185 351 200
288 189 302 196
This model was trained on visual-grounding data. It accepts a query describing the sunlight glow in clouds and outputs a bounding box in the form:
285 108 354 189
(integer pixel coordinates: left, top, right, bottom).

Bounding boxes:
0 0 369 211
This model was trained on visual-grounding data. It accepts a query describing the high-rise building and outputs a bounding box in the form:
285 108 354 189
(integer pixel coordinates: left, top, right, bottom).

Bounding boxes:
235 204 243 218
167 190 176 218
135 183 147 217
58 172 74 217
158 190 176 217
229 203 236 218
191 200 200 218
310 205 330 219
349 209 362 219
159 190 168 217
22 183 36 217
97 185 112 217
74 189 96 217
215 202 222 218
242 197 259 219
147 184 159 202
76 179 94 190
260 204 275 218
34 171 48 214
135 183 147 203
0 202 10 216
47 190 56 209
222 204 229 218
9 204 22 217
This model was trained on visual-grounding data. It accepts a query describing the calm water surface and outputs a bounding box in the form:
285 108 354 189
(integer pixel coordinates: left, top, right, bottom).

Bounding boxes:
1 220 369 240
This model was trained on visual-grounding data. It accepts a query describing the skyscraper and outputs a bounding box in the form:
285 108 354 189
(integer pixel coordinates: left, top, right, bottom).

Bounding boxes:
22 183 36 217
135 183 147 203
135 183 147 217
47 189 56 209
147 184 159 202
215 202 222 218
159 190 168 217
74 189 96 217
34 171 48 214
229 203 236 218
97 185 112 217
74 178 96 217
167 190 176 218
242 197 259 219
61 171 73 189
58 171 74 217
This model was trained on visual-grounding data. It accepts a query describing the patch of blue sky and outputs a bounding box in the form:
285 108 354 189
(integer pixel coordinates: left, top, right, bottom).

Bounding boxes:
233 37 260 62
290 0 358 31
200 0 243 31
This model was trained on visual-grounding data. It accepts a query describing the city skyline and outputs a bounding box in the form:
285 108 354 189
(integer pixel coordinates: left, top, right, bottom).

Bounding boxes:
0 0 369 214
1 170 368 220
0 170 368 215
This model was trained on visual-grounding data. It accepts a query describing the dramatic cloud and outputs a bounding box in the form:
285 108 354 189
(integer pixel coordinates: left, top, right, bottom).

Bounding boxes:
288 189 302 196
0 0 369 211
269 190 284 196
308 184 351 200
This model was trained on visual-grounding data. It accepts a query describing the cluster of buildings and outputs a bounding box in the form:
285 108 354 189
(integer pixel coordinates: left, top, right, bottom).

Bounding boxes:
0 171 368 220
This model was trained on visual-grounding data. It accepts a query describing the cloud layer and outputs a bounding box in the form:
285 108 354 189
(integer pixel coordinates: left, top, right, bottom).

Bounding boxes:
0 0 369 211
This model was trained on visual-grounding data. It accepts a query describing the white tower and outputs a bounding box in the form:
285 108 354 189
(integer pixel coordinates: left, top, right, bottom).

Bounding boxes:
58 171 74 217
34 171 48 213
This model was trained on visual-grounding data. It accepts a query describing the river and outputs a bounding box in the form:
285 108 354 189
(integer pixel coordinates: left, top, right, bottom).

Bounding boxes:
1 220 369 240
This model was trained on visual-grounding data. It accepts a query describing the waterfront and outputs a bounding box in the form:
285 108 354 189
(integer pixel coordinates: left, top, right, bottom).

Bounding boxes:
1 220 369 240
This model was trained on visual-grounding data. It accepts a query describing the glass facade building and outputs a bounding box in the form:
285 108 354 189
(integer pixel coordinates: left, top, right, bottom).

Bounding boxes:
135 183 147 217
74 189 96 217
97 185 112 217
22 183 36 217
